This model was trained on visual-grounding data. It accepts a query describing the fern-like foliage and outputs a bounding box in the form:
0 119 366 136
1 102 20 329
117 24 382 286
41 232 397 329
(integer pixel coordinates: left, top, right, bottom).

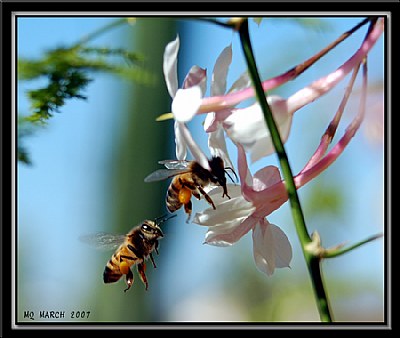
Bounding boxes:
18 20 155 165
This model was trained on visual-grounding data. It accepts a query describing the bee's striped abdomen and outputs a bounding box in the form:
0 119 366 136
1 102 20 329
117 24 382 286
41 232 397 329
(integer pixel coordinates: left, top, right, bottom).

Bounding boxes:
166 176 183 212
103 256 122 283
103 245 140 284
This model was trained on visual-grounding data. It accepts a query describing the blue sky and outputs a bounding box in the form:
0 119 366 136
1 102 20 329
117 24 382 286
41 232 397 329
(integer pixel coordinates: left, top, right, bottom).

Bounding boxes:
16 16 385 322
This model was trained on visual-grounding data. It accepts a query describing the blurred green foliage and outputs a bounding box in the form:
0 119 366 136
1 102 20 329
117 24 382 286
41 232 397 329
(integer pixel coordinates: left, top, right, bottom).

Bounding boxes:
18 20 156 165
254 17 332 31
88 18 177 322
304 182 344 218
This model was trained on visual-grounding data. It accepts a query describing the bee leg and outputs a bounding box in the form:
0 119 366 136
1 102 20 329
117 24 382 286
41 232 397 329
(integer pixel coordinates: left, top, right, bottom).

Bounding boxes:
222 184 231 199
191 190 201 200
124 268 134 292
184 200 192 223
180 181 197 198
137 262 149 290
197 186 216 210
149 253 157 269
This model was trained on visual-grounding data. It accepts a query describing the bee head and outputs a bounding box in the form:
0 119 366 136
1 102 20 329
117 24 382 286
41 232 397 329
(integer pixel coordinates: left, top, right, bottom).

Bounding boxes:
208 156 227 187
140 221 164 240
208 156 238 199
139 214 176 240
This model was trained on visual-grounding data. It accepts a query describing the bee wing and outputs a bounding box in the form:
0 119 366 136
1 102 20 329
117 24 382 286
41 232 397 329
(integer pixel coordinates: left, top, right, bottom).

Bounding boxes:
144 168 191 182
158 159 191 170
79 232 126 251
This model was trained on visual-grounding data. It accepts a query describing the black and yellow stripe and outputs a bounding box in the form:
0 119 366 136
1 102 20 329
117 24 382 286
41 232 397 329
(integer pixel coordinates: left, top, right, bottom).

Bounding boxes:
103 243 141 284
166 176 184 212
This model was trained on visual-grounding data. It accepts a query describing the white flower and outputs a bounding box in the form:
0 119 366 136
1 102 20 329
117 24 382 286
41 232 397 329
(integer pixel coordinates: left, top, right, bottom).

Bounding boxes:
172 87 203 123
223 96 292 163
164 20 383 164
192 145 293 275
163 35 208 166
160 20 381 277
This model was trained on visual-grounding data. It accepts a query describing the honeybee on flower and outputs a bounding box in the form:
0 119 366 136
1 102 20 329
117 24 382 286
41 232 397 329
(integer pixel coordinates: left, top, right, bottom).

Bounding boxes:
156 18 383 276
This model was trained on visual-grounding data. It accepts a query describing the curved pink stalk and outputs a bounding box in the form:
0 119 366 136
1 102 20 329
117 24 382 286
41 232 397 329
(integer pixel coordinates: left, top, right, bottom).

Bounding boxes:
235 58 368 209
296 61 367 188
198 18 383 115
300 61 362 173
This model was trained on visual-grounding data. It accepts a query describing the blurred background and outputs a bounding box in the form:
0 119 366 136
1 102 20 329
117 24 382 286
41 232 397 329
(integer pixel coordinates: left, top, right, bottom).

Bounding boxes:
16 16 385 324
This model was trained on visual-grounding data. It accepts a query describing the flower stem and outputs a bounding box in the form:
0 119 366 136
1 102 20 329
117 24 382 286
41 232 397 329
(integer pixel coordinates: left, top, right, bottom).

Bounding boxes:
238 18 333 322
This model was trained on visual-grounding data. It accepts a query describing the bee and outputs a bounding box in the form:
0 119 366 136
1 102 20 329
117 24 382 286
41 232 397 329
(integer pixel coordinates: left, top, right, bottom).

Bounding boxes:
144 156 237 222
80 214 176 292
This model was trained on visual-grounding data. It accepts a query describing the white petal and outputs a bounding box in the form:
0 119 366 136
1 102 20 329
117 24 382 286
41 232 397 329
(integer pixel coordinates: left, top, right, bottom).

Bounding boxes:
174 121 187 160
205 184 242 204
211 44 232 96
223 96 292 163
172 87 202 122
175 122 209 170
205 215 258 247
227 70 251 94
224 104 266 146
208 124 234 170
204 110 233 133
249 113 292 163
204 224 240 247
163 35 180 98
252 221 292 276
204 112 217 132
192 194 255 227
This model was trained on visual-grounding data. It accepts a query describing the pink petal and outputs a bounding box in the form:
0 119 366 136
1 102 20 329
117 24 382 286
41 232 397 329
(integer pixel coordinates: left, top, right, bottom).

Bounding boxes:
183 65 207 95
252 166 282 192
236 143 254 194
237 144 289 217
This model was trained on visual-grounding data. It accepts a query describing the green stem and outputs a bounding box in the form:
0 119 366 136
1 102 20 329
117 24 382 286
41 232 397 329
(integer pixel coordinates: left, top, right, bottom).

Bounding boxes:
238 18 332 322
324 233 383 259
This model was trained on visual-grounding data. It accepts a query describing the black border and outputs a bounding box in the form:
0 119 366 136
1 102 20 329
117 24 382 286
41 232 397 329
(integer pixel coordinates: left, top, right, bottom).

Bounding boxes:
2 0 397 335
1 1 399 12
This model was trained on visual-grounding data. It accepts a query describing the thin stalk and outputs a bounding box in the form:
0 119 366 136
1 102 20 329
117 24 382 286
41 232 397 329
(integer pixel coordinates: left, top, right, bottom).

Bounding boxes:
238 18 333 322
73 18 130 48
196 17 236 29
324 233 384 259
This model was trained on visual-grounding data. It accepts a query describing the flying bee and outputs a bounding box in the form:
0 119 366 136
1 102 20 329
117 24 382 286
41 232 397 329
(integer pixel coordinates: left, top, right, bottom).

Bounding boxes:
80 214 176 292
144 156 237 222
